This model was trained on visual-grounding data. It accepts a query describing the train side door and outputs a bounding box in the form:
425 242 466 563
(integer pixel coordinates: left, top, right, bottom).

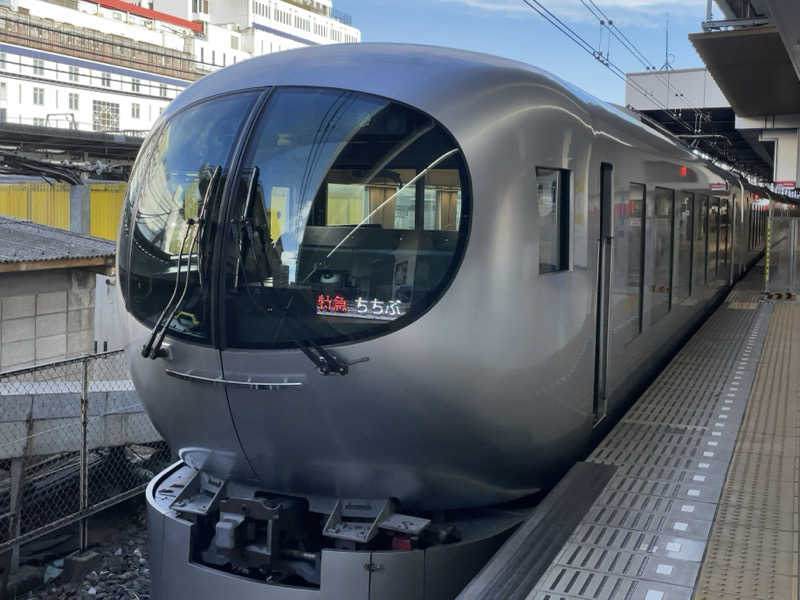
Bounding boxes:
593 163 613 425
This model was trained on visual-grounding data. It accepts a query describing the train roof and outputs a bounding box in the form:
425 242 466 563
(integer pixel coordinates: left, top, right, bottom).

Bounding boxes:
163 43 792 202
165 43 661 141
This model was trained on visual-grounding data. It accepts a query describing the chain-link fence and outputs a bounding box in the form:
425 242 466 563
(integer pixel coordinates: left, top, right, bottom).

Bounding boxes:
0 350 169 558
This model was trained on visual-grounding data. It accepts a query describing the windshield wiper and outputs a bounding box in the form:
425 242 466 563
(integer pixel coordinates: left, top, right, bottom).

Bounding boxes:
234 166 259 289
271 297 363 376
298 339 350 376
141 165 221 359
196 165 222 289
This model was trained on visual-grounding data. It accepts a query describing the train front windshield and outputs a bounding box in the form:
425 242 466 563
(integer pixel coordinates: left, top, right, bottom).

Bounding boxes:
226 88 470 348
121 87 470 348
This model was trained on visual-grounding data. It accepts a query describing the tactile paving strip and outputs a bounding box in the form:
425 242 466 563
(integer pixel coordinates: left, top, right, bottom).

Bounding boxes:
530 266 774 600
694 302 800 600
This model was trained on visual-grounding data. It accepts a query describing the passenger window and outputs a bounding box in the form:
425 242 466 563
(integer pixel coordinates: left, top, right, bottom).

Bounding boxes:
536 167 570 274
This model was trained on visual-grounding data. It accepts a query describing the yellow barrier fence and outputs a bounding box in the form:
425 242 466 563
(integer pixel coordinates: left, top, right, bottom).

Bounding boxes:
0 181 128 241
0 182 70 230
90 183 127 241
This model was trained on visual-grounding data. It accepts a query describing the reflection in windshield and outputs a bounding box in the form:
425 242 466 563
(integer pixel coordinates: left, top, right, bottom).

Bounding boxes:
126 92 259 340
225 88 469 349
324 147 459 262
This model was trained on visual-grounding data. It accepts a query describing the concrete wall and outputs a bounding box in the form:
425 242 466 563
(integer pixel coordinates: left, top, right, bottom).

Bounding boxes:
0 269 96 372
0 381 160 459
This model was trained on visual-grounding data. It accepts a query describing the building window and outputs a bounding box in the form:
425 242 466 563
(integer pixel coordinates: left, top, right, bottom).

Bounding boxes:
159 84 167 98
131 102 140 119
101 72 111 87
92 100 119 132
68 65 79 82
0 53 6 70
68 92 79 110
33 117 45 126
200 47 205 63
131 78 140 92
211 50 216 65
536 167 570 274
0 83 6 101
231 35 239 50
33 87 44 105
192 0 208 13
32 58 44 76
0 108 7 123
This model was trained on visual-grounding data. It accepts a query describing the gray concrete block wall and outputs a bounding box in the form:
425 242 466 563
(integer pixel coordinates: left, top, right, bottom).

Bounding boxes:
0 269 96 372
0 385 160 459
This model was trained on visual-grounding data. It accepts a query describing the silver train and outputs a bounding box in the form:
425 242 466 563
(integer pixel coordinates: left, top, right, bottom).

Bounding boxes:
118 44 789 598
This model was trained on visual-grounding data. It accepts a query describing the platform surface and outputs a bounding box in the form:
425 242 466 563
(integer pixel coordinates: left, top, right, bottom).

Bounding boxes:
465 262 800 600
524 264 798 600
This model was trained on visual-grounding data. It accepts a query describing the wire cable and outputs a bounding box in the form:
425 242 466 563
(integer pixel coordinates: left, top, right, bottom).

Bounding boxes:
521 0 741 166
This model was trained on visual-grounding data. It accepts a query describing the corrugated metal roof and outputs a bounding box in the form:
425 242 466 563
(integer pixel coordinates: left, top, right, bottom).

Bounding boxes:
0 216 115 265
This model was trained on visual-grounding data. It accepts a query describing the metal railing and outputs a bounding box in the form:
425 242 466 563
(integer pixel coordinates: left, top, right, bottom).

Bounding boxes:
0 350 168 564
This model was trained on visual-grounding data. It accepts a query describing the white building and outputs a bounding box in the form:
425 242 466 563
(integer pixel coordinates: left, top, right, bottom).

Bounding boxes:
0 0 360 134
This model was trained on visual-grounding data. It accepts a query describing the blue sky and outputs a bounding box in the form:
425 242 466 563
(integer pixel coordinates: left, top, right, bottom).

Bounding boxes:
335 0 715 105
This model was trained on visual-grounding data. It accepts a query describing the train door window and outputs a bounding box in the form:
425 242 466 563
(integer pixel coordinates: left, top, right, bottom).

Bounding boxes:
718 199 729 279
644 187 674 326
707 198 719 283
693 195 707 290
755 204 760 248
675 192 693 302
753 202 759 250
536 167 570 274
610 182 644 346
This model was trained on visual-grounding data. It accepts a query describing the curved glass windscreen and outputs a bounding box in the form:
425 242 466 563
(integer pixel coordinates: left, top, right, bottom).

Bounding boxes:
224 88 470 348
125 92 259 341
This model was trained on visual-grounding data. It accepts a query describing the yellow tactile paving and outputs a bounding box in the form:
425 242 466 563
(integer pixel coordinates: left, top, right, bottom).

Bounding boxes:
695 303 800 600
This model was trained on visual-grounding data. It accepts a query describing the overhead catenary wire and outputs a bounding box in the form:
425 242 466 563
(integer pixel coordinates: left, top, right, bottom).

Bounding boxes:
520 0 695 133
581 0 653 68
521 0 749 173
577 0 709 127
573 1 717 148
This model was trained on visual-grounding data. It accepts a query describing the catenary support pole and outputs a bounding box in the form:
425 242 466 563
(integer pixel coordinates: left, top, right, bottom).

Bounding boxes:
79 358 89 551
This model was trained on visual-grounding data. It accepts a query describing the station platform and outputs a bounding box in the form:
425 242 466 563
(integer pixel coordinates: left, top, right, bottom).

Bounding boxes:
460 262 799 600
